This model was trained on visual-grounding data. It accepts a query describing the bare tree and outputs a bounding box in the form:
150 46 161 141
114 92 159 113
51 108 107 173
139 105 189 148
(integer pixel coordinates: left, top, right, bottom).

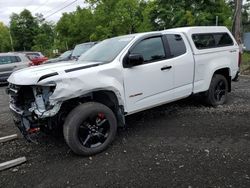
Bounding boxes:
232 0 243 45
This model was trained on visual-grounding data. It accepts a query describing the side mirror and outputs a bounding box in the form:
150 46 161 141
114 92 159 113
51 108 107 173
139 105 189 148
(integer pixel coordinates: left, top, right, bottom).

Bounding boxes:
124 54 144 68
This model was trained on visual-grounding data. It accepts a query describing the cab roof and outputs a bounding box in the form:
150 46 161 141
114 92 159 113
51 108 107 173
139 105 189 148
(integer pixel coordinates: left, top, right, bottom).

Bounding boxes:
165 26 230 35
120 26 231 39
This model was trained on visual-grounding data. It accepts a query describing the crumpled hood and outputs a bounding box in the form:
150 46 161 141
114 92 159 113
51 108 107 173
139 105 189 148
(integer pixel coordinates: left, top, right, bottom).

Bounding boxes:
7 61 99 85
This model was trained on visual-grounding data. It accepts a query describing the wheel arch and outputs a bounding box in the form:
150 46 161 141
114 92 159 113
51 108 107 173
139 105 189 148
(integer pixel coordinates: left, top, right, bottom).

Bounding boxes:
212 67 231 92
61 89 126 127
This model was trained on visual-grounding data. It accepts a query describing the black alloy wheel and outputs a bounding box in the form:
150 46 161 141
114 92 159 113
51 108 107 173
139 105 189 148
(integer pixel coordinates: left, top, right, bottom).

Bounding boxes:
63 102 117 156
78 112 110 148
205 74 228 106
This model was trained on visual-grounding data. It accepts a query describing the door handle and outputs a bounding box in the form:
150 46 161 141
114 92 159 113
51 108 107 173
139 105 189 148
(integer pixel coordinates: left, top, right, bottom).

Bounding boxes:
161 65 172 71
230 50 237 53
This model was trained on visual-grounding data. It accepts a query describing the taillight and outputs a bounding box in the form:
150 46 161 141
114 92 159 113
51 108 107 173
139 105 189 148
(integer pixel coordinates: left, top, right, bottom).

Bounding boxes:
238 52 242 67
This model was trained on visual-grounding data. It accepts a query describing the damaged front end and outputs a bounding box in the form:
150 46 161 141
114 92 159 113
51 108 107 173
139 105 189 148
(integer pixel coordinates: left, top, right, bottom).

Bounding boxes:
7 83 61 142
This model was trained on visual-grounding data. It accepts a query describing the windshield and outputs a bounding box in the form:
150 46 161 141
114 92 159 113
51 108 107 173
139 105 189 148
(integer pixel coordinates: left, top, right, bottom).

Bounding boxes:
72 43 94 58
59 50 72 59
78 36 134 63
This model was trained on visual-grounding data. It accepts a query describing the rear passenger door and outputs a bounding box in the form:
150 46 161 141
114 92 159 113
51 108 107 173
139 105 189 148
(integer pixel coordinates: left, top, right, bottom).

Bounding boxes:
164 33 195 99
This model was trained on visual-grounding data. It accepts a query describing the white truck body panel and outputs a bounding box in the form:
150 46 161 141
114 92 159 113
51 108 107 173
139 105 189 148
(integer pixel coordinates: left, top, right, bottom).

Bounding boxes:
8 26 239 116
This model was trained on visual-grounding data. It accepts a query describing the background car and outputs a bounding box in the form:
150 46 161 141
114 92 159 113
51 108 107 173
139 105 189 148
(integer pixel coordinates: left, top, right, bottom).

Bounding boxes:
71 42 97 60
0 53 31 84
44 50 72 64
24 52 48 66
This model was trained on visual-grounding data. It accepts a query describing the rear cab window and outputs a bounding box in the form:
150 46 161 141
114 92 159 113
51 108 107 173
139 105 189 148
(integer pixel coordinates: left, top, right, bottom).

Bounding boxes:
192 32 234 50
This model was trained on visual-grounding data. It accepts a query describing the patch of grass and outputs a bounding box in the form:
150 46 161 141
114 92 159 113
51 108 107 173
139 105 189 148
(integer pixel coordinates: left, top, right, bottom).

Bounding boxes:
241 51 250 75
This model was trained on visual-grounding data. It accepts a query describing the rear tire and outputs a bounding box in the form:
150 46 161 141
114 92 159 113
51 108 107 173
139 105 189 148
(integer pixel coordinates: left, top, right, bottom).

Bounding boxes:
205 74 228 106
63 102 117 156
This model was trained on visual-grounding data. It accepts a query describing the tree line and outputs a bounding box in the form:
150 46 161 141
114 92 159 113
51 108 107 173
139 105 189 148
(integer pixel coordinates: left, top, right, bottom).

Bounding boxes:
0 0 250 56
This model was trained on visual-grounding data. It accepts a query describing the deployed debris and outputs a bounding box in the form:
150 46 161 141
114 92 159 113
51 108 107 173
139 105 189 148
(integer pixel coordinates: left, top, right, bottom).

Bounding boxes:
0 134 18 143
0 157 27 171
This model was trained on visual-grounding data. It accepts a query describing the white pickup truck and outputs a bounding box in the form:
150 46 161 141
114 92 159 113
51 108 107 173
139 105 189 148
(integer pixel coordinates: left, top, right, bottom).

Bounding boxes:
7 26 240 156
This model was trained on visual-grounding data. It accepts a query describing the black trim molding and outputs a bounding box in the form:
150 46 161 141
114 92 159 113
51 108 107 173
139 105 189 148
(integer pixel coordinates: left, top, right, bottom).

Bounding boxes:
65 64 100 73
38 72 58 82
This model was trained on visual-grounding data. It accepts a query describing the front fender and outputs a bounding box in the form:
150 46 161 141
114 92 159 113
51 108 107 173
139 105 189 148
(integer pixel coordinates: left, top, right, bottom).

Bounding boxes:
47 64 125 107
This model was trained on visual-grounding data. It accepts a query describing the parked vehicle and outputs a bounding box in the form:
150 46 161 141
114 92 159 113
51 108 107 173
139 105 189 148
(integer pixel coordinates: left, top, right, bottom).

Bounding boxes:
0 53 31 83
7 27 240 156
71 42 97 60
44 50 72 64
24 52 48 66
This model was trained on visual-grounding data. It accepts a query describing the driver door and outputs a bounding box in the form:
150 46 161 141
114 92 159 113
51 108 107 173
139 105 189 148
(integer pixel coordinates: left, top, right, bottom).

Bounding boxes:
123 35 175 114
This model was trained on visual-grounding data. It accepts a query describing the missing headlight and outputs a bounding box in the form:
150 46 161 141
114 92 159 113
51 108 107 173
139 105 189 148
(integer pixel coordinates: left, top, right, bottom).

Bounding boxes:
33 85 56 112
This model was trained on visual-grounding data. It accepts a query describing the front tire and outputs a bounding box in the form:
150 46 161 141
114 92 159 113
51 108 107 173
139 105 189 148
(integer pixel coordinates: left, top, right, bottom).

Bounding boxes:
63 102 117 156
205 74 229 106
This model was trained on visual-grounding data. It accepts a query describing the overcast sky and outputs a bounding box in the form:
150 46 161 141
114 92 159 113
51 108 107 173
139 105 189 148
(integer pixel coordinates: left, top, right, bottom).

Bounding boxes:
0 0 86 25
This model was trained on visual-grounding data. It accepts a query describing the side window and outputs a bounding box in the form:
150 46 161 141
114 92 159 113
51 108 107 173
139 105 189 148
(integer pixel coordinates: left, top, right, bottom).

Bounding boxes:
192 34 216 49
131 37 166 63
192 33 234 49
0 56 21 65
15 56 22 62
0 56 12 65
10 56 19 63
166 34 186 57
214 33 234 47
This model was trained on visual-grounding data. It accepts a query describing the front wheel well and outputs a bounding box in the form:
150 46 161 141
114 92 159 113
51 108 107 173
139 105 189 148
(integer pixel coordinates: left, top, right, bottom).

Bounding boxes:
213 68 231 92
59 90 125 127
92 90 120 113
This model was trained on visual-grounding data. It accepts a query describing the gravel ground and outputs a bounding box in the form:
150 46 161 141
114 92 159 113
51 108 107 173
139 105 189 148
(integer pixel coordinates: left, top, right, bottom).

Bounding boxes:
0 77 250 188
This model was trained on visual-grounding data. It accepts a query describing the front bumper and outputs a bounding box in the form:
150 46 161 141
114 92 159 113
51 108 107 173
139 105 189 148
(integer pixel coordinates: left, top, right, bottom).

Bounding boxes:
7 83 63 142
10 104 40 142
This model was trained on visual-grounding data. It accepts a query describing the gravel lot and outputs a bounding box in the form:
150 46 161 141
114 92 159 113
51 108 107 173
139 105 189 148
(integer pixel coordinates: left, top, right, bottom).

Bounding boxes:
0 77 250 188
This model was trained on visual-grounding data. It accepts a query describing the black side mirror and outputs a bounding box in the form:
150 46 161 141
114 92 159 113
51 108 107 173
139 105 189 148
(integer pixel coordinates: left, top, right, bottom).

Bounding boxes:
124 53 144 68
